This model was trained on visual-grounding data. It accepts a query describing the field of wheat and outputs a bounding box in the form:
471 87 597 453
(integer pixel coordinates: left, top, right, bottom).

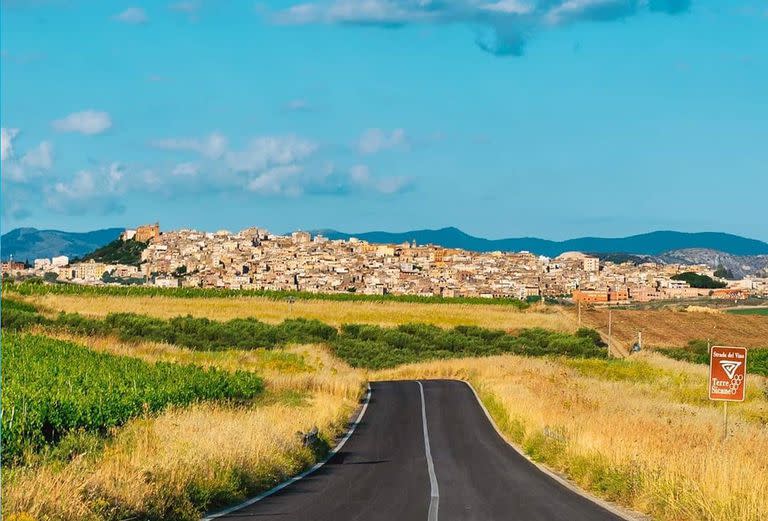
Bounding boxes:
374 353 768 521
17 292 575 331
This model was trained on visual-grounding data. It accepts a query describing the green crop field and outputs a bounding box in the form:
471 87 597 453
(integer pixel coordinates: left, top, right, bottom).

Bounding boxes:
2 279 529 307
728 308 768 316
1 333 264 464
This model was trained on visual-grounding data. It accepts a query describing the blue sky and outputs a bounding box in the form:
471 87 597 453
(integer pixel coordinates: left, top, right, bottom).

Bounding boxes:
1 0 767 240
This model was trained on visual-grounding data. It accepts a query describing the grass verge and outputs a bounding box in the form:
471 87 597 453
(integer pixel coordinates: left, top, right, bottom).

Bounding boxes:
373 354 768 521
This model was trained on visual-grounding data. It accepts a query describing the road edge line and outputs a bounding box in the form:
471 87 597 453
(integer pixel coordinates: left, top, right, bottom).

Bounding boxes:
417 381 440 521
201 383 372 521
461 380 648 521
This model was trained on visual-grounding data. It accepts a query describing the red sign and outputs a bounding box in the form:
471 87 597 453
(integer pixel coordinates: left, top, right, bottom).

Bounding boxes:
709 346 747 402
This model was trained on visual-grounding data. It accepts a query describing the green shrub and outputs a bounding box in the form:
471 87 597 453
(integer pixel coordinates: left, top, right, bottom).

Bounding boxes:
658 339 768 377
332 324 607 369
1 297 46 331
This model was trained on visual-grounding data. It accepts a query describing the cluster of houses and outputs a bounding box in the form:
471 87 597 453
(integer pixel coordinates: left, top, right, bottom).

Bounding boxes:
3 224 767 303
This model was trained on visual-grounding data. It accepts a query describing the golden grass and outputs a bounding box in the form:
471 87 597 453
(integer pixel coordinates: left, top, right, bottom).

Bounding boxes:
18 292 575 331
3 333 365 521
581 308 768 351
374 354 768 521
3 396 354 521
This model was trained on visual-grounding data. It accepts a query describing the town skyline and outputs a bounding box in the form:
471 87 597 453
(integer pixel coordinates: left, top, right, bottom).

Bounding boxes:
6 222 766 304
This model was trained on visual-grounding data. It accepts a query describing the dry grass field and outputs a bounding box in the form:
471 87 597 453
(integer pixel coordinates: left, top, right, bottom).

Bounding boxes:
374 354 768 521
17 292 576 331
580 307 768 351
18 291 768 354
3 336 365 521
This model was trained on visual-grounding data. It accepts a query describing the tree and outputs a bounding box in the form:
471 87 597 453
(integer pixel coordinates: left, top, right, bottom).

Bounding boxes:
713 265 734 280
671 272 727 289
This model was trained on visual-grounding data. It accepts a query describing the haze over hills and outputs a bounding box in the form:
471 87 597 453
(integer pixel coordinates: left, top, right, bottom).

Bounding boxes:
3 226 768 268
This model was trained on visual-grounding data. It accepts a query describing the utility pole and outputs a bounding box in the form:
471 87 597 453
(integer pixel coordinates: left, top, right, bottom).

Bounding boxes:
578 300 582 328
608 308 613 357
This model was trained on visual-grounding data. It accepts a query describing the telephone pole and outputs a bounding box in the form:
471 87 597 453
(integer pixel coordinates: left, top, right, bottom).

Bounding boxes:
608 309 613 357
577 300 582 328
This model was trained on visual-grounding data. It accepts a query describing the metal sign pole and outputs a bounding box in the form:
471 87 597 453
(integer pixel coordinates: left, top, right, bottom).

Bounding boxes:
723 402 728 441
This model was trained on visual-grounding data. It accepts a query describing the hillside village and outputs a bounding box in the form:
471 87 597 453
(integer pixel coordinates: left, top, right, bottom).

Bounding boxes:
3 223 767 303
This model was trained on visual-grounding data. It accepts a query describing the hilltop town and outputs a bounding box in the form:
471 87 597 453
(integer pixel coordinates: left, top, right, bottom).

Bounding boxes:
3 223 767 303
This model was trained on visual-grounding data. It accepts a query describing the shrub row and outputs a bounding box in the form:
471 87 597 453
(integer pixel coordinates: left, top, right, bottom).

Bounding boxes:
1 333 265 464
1 297 45 331
4 299 608 368
331 323 608 369
51 312 337 350
658 340 768 377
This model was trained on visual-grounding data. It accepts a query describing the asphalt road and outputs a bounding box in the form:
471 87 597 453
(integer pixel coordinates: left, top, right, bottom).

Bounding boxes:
209 380 626 521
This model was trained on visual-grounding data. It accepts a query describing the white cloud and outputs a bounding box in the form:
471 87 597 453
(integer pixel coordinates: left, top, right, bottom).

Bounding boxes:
1 128 19 161
21 141 53 170
1 129 53 183
172 162 199 176
375 175 410 194
349 164 371 184
247 165 304 195
482 0 534 14
348 163 410 194
357 128 406 154
46 163 126 215
272 0 691 56
114 7 149 24
151 132 228 159
226 135 318 172
52 110 112 135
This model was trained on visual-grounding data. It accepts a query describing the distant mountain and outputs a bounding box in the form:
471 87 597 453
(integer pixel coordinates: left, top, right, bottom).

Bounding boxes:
1 227 124 262
659 249 768 279
314 227 768 257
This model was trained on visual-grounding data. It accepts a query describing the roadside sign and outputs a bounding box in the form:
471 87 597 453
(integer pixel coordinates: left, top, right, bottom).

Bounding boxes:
709 346 748 402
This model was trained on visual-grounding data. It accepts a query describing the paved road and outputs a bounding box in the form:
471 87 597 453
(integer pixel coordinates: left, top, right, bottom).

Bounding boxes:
209 380 625 521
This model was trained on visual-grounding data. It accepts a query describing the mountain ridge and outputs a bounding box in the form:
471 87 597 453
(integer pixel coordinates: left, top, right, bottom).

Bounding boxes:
1 227 124 262
313 227 768 257
3 226 768 263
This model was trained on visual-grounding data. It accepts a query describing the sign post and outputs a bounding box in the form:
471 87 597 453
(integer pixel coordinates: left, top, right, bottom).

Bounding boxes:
708 346 748 440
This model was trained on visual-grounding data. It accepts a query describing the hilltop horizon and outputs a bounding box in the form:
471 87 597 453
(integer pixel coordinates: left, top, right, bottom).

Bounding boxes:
4 224 768 262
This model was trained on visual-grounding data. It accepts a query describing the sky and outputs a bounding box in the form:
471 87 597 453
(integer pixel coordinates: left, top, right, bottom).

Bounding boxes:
1 0 767 241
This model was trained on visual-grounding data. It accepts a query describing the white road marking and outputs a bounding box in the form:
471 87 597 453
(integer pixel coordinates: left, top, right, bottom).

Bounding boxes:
201 384 372 521
417 381 440 521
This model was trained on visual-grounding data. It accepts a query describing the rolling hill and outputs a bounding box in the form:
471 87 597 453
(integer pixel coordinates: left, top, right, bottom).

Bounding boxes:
1 227 124 262
314 227 768 257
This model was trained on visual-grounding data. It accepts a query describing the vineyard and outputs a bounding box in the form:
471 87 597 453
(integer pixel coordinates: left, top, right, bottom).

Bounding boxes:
2 279 529 307
1 333 264 463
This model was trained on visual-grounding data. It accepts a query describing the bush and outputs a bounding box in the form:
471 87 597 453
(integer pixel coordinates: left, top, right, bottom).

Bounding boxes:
332 324 607 369
575 327 606 347
658 340 768 377
1 298 46 331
